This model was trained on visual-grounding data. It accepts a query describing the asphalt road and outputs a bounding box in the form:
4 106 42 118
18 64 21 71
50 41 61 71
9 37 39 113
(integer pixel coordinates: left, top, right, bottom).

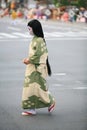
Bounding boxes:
0 18 87 130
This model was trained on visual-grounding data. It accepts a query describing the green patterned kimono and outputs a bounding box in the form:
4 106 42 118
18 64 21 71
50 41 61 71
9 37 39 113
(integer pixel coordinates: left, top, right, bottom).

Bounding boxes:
22 36 54 109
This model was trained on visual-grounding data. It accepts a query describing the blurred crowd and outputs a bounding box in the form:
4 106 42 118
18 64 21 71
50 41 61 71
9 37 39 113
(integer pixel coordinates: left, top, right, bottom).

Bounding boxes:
0 0 87 23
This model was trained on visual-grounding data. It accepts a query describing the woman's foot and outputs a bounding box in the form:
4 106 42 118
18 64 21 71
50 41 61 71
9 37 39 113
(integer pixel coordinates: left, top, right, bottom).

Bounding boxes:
22 109 36 116
48 102 55 113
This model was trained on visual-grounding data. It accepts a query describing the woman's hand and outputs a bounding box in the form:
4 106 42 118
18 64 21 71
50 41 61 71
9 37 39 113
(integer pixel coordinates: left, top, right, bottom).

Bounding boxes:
22 58 30 65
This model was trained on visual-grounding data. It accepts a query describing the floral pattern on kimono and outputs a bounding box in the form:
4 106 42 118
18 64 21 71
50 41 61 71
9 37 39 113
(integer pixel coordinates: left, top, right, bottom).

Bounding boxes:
22 36 54 109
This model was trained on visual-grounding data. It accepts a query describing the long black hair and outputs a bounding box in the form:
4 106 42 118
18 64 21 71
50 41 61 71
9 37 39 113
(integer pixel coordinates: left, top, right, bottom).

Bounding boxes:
27 19 52 76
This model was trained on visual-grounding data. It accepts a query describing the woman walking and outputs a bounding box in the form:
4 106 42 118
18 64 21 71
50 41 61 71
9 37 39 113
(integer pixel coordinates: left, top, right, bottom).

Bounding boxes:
22 19 55 115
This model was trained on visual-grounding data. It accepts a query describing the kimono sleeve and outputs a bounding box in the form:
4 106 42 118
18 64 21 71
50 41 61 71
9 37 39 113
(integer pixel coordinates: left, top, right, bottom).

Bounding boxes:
29 38 43 64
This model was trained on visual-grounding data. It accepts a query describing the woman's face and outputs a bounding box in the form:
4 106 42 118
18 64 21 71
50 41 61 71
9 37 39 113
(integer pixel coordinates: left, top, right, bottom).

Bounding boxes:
28 26 34 35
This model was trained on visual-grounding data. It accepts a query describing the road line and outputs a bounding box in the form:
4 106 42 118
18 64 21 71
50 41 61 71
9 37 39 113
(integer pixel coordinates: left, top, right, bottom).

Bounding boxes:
53 73 66 76
44 32 62 37
46 37 87 40
8 26 21 31
12 32 30 38
0 39 29 41
0 33 18 38
73 87 87 90
50 85 87 90
53 84 63 86
0 31 87 40
0 37 87 41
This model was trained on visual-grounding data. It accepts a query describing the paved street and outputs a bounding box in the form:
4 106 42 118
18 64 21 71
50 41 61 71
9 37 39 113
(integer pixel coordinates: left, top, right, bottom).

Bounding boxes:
0 17 87 40
0 17 87 130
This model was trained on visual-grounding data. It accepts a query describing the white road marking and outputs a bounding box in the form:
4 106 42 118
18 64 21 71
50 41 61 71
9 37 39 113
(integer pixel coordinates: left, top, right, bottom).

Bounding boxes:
53 73 66 76
53 84 63 87
8 26 21 31
73 87 87 90
0 30 87 40
51 73 87 90
0 33 18 38
12 32 30 38
44 32 62 37
46 37 87 40
51 84 87 90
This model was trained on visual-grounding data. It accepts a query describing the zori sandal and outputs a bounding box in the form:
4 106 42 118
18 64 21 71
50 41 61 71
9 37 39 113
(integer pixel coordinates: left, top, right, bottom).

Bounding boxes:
48 102 55 113
22 110 36 116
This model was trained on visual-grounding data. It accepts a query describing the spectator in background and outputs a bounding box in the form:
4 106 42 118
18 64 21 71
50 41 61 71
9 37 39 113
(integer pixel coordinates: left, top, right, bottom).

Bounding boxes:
61 11 69 22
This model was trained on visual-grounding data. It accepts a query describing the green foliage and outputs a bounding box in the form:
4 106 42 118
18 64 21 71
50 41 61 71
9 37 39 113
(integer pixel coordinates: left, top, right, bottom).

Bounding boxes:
78 0 87 8
60 0 69 6
34 0 87 8
53 0 60 7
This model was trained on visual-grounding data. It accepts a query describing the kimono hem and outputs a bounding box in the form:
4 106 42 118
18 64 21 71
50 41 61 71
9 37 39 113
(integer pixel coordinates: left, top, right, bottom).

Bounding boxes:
22 36 54 109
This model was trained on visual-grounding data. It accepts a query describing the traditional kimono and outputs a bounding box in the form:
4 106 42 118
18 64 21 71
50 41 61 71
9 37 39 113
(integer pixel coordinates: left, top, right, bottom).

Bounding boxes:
22 36 54 109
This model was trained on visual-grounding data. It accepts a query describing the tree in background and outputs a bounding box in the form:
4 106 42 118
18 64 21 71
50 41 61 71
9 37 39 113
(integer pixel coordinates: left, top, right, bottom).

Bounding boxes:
53 0 87 8
34 0 87 8
78 0 87 8
60 0 69 6
53 0 60 7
